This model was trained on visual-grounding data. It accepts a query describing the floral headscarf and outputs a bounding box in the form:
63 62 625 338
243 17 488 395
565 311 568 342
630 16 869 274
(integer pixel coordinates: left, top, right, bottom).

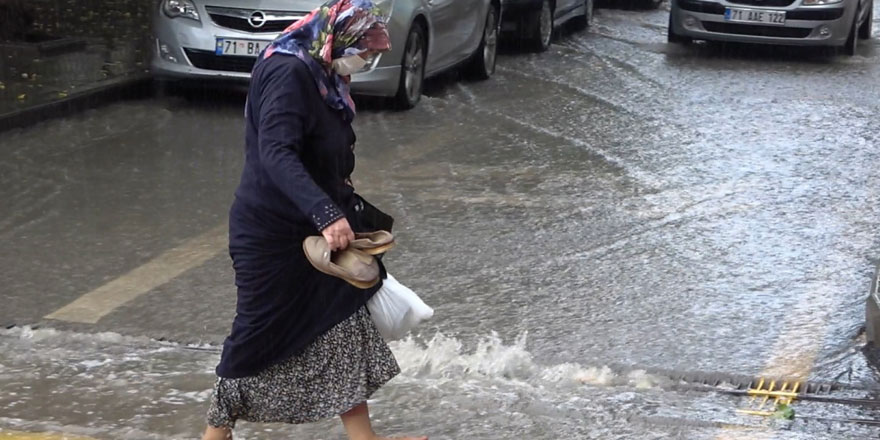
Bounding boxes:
262 0 391 121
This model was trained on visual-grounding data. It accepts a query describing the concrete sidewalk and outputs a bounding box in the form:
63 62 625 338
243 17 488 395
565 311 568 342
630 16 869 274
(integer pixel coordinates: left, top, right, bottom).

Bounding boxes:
0 0 153 131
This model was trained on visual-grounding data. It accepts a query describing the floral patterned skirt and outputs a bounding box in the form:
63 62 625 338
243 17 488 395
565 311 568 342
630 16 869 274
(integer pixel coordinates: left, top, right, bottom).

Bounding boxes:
207 306 400 428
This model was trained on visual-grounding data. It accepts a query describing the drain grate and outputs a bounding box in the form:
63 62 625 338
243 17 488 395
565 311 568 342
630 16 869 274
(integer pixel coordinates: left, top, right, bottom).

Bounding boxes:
647 366 837 395
736 378 800 417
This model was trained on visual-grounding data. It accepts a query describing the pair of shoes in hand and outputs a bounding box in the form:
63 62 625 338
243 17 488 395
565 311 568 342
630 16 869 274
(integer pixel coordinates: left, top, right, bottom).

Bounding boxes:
303 231 394 289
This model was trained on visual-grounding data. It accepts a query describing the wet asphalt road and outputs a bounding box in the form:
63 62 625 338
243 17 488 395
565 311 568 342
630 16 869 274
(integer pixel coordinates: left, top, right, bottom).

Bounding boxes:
2 4 880 439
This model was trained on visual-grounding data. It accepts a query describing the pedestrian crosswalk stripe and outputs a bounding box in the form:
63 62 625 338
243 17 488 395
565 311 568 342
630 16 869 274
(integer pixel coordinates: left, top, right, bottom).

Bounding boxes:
44 224 227 324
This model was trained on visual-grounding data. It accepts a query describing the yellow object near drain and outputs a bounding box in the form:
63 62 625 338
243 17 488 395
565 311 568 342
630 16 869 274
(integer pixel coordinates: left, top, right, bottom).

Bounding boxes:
735 378 801 418
0 430 97 440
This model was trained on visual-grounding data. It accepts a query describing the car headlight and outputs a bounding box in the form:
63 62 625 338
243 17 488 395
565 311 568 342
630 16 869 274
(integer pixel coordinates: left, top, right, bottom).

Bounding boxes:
802 0 843 5
162 0 200 21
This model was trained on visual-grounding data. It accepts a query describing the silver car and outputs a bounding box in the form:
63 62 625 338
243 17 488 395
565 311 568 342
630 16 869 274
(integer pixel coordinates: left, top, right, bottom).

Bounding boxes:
152 0 500 108
669 0 874 55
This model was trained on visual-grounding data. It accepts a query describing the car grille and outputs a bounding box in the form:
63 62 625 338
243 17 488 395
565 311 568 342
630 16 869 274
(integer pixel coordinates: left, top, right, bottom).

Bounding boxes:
787 8 845 20
205 6 304 34
726 0 795 6
678 0 726 14
210 15 291 33
184 49 256 73
702 22 812 38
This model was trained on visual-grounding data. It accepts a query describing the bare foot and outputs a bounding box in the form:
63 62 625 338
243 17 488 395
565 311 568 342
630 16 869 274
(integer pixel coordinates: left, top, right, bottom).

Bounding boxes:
377 437 428 440
202 426 232 440
340 402 426 440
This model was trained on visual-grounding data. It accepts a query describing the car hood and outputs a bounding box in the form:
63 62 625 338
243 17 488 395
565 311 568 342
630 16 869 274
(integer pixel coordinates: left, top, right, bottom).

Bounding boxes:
197 0 323 12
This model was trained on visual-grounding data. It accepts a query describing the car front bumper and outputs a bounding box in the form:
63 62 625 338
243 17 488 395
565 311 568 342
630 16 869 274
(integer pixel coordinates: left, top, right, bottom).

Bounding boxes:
671 0 857 46
150 6 401 96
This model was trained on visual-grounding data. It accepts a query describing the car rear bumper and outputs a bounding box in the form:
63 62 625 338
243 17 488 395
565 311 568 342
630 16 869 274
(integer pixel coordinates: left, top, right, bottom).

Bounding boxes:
671 0 856 46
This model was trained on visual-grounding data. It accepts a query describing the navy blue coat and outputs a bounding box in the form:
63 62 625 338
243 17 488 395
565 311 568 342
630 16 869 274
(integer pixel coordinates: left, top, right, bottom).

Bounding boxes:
216 53 380 379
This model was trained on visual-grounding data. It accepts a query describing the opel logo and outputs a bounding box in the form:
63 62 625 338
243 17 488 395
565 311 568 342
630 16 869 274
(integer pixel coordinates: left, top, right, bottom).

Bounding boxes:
248 11 268 28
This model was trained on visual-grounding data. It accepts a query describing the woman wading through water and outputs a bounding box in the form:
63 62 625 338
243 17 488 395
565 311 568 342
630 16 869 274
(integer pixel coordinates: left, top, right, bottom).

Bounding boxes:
202 2 426 439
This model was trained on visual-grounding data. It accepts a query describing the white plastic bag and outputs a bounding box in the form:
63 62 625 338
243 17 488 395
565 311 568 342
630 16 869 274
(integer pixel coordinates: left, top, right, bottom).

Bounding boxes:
367 274 434 341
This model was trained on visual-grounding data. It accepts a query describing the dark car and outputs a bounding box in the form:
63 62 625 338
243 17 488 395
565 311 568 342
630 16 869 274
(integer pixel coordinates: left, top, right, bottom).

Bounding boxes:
501 0 664 51
866 262 880 354
501 0 596 51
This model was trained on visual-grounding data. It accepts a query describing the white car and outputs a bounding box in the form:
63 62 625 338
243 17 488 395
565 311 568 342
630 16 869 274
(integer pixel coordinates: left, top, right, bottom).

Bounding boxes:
152 0 501 108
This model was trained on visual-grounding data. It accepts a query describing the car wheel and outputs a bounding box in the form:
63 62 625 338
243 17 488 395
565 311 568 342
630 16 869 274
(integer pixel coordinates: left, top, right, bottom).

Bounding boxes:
843 12 859 56
527 0 554 52
466 6 499 80
393 24 427 110
667 12 692 44
573 0 595 29
858 1 873 40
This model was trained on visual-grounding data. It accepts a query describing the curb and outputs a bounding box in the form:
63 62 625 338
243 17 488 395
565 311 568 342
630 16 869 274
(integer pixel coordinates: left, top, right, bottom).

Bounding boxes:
0 74 153 133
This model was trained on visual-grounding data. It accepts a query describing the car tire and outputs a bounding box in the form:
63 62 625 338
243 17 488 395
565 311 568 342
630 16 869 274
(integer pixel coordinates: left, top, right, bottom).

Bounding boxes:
393 24 427 110
466 6 500 80
573 0 595 30
858 1 873 40
667 12 692 44
527 0 554 52
843 12 859 56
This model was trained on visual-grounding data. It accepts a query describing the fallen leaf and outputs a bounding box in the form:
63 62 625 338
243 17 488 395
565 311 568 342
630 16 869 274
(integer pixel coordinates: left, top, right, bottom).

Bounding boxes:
772 403 795 420
17 94 26 101
58 91 69 98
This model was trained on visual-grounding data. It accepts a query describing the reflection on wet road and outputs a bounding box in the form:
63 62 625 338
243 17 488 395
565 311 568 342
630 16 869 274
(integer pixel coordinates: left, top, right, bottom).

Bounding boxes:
2 4 880 439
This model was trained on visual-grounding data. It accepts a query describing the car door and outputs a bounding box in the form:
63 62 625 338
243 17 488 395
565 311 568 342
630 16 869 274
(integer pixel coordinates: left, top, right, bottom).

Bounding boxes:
426 0 483 73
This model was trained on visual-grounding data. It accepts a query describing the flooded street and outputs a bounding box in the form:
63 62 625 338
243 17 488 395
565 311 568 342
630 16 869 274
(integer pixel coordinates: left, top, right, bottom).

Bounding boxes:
3 4 880 439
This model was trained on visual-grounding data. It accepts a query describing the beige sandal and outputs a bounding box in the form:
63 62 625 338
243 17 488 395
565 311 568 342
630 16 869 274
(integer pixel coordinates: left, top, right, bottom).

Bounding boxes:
303 236 380 289
349 230 395 255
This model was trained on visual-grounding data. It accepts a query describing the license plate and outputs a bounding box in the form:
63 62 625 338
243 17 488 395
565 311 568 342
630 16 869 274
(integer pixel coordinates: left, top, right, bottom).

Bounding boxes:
215 39 267 57
724 8 786 26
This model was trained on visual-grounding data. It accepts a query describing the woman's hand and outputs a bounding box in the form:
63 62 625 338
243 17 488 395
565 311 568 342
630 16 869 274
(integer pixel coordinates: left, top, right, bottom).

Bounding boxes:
322 218 355 251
